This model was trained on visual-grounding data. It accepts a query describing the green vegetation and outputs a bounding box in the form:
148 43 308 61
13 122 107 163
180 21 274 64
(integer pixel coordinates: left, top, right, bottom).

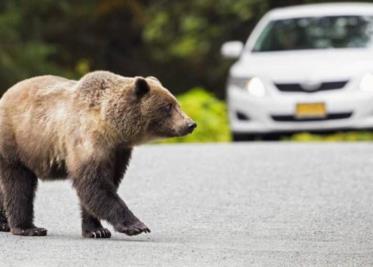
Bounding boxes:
160 88 231 143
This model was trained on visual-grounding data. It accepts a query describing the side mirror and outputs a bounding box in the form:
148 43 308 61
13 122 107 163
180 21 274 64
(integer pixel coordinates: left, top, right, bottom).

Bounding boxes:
221 41 244 59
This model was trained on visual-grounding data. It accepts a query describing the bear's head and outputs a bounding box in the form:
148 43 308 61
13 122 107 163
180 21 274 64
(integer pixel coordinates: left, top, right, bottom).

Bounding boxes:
131 77 197 139
78 71 196 145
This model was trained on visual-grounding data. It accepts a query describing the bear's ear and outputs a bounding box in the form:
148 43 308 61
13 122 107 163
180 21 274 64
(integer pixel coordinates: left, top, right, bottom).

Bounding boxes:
134 77 150 98
147 76 161 84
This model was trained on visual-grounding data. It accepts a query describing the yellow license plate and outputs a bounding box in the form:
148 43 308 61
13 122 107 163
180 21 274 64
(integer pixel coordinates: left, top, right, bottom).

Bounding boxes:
296 103 326 118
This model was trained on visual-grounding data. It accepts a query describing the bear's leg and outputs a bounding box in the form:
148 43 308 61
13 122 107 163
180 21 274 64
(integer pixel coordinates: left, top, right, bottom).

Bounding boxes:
112 148 133 188
0 187 10 232
81 206 111 238
72 159 150 236
80 148 133 238
0 161 47 236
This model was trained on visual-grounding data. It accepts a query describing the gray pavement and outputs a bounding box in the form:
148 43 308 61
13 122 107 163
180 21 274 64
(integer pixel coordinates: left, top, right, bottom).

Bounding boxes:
1 143 373 266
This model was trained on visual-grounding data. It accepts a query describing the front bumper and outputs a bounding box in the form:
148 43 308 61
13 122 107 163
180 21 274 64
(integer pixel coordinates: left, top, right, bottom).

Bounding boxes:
228 86 373 134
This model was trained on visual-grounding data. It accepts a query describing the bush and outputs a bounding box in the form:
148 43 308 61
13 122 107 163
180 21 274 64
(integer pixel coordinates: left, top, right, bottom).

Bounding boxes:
159 88 231 143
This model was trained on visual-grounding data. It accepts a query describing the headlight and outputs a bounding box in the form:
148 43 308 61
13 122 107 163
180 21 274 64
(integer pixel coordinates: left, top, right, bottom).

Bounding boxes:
246 77 266 97
360 73 373 92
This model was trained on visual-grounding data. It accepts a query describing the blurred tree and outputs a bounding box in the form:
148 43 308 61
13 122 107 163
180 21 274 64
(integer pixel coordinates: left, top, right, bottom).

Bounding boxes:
0 0 65 90
0 0 152 92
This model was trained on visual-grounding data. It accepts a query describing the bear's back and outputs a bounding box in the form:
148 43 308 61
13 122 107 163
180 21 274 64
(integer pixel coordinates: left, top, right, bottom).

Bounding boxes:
0 75 76 106
0 75 78 178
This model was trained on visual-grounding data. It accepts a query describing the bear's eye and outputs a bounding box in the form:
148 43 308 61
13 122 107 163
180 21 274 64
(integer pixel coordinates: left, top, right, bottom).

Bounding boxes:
163 103 173 114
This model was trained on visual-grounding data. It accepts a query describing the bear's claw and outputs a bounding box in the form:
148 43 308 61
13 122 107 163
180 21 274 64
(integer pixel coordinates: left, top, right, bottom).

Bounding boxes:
115 220 151 236
11 227 47 236
83 227 111 239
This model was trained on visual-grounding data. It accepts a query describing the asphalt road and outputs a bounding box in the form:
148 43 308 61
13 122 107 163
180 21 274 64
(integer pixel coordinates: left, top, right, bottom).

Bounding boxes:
1 143 373 266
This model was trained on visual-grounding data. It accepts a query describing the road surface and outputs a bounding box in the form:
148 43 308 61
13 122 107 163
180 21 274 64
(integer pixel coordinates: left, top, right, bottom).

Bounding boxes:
1 143 373 266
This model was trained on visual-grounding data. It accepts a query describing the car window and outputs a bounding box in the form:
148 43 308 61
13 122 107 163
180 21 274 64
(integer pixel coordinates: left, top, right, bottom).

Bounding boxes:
253 16 373 52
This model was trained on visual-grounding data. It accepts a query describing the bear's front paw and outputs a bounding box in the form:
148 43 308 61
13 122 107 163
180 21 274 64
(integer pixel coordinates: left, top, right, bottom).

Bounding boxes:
115 220 151 236
82 227 111 239
11 226 47 236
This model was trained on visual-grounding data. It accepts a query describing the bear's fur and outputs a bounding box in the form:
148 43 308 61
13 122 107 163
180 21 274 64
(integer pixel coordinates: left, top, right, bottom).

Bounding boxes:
0 71 196 238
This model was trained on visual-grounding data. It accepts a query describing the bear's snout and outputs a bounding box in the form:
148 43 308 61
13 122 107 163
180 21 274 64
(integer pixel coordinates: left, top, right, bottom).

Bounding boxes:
186 121 197 132
180 120 197 136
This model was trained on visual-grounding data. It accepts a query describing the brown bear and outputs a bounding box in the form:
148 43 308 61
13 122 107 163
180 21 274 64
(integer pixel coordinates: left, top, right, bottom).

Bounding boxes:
0 71 196 238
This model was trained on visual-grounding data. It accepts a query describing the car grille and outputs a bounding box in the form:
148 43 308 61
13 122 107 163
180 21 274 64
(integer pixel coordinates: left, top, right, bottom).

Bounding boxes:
275 81 348 93
271 112 352 122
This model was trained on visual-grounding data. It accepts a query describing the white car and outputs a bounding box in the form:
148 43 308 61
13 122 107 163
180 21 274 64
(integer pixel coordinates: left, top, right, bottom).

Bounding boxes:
222 3 373 140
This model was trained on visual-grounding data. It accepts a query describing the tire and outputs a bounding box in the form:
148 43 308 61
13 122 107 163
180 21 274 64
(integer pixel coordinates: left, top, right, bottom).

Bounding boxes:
232 132 257 142
261 133 283 141
232 132 287 141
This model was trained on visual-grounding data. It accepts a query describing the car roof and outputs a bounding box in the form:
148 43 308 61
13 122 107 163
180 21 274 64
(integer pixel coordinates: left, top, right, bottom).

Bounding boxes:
267 3 373 19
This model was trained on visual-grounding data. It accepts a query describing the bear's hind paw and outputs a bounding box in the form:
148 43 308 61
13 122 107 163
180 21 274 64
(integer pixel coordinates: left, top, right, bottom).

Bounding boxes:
11 226 47 236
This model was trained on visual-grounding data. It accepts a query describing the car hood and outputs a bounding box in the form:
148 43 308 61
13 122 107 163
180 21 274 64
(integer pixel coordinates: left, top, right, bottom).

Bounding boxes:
231 49 373 82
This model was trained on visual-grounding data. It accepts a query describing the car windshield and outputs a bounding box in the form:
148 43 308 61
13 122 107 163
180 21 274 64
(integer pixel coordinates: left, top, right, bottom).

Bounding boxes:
253 16 373 52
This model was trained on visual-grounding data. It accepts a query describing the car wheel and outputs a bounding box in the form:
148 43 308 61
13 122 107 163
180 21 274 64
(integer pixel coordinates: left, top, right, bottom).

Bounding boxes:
261 133 283 141
232 132 257 142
